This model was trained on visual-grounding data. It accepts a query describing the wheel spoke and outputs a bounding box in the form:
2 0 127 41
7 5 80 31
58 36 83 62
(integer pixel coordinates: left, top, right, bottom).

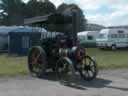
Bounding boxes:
56 58 74 82
31 51 42 73
89 59 92 65
87 71 90 78
79 56 97 81
90 64 94 67
90 69 95 74
85 58 88 65
28 47 46 78
89 70 94 77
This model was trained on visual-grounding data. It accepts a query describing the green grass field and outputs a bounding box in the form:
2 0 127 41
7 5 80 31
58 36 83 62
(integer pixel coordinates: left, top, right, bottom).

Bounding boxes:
86 48 128 69
0 54 28 77
0 48 128 76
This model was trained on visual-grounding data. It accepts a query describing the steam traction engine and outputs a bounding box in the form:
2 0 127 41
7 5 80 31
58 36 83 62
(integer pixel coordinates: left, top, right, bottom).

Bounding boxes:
24 11 98 82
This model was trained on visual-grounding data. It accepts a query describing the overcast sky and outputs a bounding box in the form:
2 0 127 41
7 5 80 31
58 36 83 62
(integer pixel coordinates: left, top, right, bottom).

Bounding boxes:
23 0 128 27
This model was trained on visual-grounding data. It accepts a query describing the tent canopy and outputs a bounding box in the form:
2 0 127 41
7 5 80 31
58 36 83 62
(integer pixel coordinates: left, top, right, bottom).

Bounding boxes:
24 13 72 25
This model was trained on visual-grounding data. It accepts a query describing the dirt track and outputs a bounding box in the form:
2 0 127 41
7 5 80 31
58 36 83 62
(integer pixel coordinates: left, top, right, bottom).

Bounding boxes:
0 69 128 96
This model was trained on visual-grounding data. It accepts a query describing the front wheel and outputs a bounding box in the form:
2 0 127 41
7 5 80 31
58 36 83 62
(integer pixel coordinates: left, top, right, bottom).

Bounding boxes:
55 57 75 83
79 55 98 81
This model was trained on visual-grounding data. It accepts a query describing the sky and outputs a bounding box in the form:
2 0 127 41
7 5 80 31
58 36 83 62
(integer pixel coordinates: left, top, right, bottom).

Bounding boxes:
23 0 128 27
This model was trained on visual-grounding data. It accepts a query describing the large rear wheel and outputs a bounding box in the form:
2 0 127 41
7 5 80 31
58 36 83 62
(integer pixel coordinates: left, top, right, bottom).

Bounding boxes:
28 46 47 78
79 55 98 81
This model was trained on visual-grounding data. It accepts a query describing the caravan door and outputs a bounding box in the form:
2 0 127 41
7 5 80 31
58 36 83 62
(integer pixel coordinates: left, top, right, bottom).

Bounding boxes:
116 30 127 48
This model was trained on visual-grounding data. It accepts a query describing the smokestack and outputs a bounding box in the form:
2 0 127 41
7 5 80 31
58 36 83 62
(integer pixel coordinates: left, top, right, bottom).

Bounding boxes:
72 8 79 46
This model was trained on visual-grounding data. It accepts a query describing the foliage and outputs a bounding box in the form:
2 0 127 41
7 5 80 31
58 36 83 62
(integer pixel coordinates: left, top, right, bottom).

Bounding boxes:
0 0 26 25
0 0 87 33
26 0 56 18
56 3 87 33
0 0 56 25
57 3 69 13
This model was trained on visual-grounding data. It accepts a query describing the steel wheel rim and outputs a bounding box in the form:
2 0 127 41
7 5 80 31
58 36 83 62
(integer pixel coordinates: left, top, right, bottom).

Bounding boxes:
81 56 96 79
56 58 74 82
29 49 43 74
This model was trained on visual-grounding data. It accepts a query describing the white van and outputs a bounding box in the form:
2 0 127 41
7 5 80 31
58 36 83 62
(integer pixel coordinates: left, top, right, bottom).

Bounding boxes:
96 28 128 50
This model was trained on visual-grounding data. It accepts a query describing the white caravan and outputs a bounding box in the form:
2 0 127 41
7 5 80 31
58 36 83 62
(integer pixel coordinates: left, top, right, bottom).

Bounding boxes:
96 28 128 49
77 31 99 46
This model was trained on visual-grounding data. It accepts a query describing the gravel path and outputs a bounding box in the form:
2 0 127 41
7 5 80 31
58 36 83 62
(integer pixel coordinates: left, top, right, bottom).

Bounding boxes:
0 69 128 96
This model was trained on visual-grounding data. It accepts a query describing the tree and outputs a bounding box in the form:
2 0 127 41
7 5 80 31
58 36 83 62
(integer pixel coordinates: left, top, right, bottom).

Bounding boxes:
0 0 26 25
57 3 69 13
0 0 56 25
57 3 87 33
26 0 56 18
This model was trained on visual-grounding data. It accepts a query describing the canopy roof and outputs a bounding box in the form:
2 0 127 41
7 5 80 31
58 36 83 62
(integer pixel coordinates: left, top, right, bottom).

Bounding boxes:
24 13 72 25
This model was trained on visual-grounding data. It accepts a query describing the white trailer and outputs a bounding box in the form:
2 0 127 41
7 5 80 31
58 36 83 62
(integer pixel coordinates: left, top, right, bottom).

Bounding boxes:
96 28 128 50
77 31 99 47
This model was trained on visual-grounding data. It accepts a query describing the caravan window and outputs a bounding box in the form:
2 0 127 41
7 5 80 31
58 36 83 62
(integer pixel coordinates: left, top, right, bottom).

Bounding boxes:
117 30 125 38
87 35 93 40
118 34 125 38
98 34 107 39
78 36 85 41
111 34 117 38
118 30 124 33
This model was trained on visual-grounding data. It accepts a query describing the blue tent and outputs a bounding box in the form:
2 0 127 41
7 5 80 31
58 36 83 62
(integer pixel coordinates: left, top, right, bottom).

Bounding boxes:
8 27 42 56
12 27 33 32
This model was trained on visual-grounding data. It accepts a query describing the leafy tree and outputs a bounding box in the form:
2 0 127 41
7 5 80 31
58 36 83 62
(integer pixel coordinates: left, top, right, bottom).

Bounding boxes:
0 0 56 25
0 0 26 25
25 0 56 18
0 0 86 31
57 3 69 13
56 3 87 33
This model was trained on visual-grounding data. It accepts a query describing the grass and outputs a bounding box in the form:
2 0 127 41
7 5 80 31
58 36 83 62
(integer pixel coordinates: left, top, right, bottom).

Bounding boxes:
0 48 128 77
0 54 28 77
86 48 128 70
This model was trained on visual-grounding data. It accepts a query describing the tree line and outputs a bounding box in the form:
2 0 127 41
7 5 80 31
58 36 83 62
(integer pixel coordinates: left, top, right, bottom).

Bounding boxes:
0 0 87 32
